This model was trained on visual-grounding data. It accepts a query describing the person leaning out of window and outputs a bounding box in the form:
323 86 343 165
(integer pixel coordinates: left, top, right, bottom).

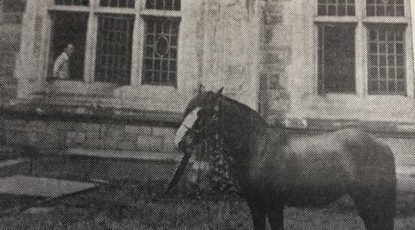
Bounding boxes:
52 43 74 80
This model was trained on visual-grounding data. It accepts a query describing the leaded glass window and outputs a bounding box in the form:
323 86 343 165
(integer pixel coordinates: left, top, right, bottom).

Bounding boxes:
146 0 181 11
142 17 180 86
368 26 406 95
318 0 355 16
49 0 182 87
95 14 134 85
366 0 404 17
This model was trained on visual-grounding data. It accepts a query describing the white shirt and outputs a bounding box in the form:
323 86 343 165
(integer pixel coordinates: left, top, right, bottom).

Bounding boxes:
53 52 70 79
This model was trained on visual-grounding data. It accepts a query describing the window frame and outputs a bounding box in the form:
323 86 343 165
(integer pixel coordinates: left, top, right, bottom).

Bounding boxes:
317 22 357 94
313 0 413 98
140 16 181 87
42 0 182 89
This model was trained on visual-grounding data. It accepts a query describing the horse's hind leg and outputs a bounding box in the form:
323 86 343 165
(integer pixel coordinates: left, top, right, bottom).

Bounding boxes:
350 185 396 230
266 193 284 230
247 198 267 230
268 206 284 230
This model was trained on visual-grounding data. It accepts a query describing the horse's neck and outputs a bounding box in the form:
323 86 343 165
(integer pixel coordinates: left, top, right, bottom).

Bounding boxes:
222 105 268 151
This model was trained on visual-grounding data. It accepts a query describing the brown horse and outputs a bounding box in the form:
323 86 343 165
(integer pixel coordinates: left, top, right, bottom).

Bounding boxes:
166 89 397 230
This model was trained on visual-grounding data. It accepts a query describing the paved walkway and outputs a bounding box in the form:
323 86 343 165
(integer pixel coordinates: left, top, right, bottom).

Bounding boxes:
0 175 97 198
397 166 415 192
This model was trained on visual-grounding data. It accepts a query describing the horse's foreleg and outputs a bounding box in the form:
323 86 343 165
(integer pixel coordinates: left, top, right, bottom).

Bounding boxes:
268 205 284 230
247 198 267 230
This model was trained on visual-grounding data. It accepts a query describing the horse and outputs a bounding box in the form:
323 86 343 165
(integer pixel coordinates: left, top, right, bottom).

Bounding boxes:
166 88 397 230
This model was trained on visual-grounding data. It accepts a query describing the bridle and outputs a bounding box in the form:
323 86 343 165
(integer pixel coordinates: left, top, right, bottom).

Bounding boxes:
185 103 223 140
184 98 249 151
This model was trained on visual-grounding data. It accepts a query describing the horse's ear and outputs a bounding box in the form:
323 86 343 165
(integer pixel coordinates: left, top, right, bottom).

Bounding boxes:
216 87 224 95
213 87 224 106
198 84 205 94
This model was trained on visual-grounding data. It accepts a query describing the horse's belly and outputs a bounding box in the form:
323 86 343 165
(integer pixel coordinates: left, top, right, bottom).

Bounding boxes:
281 150 352 207
284 189 344 207
284 138 356 192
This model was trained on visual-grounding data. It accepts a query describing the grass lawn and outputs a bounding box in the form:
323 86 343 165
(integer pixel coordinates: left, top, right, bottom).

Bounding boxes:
0 181 414 230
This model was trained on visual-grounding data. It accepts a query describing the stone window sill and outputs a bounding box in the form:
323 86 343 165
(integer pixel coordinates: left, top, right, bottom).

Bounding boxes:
0 103 182 127
38 80 119 97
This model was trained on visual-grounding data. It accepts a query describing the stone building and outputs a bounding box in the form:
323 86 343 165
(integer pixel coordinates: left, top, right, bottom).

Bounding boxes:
2 0 415 180
0 0 25 106
0 0 26 24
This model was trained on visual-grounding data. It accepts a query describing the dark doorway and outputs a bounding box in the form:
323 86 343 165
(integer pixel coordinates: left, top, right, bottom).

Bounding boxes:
49 12 88 81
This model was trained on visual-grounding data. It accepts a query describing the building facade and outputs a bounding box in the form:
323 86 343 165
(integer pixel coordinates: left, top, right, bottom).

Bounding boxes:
0 0 25 106
2 0 415 180
13 0 260 112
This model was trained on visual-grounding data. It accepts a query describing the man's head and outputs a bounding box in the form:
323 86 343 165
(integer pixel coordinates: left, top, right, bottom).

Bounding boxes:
65 44 75 57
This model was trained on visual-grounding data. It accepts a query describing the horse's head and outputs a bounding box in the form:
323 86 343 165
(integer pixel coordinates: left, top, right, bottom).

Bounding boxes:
165 87 225 193
175 87 223 150
165 86 268 193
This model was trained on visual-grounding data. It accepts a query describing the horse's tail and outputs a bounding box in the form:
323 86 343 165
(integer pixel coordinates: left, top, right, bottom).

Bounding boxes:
349 134 397 230
376 143 397 213
371 142 397 229
346 130 396 192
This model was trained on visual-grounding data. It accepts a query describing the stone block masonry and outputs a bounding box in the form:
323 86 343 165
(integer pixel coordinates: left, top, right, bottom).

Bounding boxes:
0 117 179 156
0 115 181 182
259 0 292 124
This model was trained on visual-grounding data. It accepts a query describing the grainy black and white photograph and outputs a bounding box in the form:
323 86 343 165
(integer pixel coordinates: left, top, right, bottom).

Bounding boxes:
1 0 415 229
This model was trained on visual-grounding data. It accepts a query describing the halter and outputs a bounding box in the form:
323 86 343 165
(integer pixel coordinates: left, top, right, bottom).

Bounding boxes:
186 102 222 140
189 97 249 151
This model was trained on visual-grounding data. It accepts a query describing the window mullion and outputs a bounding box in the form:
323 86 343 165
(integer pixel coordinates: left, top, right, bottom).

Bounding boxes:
355 0 364 97
84 11 97 83
355 23 364 96
130 14 142 86
87 0 98 82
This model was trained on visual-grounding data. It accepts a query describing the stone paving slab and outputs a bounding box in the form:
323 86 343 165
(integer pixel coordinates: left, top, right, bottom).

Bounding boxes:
396 166 415 192
396 166 415 177
0 175 96 198
62 148 182 162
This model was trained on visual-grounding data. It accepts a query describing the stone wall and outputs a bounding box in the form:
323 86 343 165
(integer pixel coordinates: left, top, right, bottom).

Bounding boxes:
0 23 22 107
0 0 3 24
1 118 178 155
14 0 261 114
196 0 261 109
260 0 415 125
0 0 25 107
0 113 182 181
259 0 292 123
0 0 26 24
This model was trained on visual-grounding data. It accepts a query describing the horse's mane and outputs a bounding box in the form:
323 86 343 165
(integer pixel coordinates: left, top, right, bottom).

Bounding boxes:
220 96 268 127
220 95 288 129
185 91 286 129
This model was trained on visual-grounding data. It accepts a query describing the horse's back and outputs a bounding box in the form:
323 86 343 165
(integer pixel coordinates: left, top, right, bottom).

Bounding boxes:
275 128 396 207
286 128 394 170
